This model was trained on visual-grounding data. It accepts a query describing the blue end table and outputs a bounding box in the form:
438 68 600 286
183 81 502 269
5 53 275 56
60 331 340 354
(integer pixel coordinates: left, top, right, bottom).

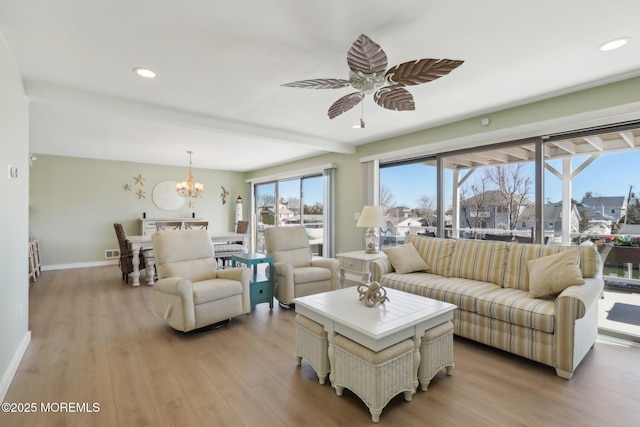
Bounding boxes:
231 253 274 310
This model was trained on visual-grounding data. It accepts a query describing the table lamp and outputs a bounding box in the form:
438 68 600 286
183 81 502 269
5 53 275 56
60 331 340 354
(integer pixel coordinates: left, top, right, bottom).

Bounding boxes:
357 205 387 254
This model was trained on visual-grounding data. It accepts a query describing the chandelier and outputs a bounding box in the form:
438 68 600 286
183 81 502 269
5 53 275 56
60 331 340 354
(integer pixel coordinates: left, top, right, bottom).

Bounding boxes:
176 151 204 198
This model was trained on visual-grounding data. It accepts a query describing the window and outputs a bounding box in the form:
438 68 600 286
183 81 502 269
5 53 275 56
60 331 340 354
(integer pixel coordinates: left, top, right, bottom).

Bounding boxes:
444 141 536 240
379 159 437 247
250 166 334 256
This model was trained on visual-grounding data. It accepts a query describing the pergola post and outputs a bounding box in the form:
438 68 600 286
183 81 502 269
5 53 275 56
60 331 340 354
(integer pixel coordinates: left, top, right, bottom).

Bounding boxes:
561 158 572 245
452 169 460 238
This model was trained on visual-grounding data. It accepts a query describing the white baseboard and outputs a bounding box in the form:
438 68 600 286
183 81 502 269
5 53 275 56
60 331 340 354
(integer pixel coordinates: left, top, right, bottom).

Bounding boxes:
42 260 118 271
1 331 31 403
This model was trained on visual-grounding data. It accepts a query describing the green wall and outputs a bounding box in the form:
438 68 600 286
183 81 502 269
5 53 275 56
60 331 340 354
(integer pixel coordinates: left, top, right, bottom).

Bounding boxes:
29 155 246 267
0 33 30 402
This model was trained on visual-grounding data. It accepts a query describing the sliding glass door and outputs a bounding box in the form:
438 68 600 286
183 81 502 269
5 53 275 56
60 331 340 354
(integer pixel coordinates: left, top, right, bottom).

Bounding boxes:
255 182 276 253
379 160 437 248
302 175 324 255
252 174 327 255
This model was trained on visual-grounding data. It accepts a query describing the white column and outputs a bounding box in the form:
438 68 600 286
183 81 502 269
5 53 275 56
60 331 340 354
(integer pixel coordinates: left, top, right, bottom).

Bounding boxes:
452 169 461 238
562 158 572 245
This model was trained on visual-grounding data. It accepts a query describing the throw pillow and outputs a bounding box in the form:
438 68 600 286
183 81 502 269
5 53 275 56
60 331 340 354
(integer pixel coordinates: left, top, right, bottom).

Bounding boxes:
383 244 429 274
527 249 585 298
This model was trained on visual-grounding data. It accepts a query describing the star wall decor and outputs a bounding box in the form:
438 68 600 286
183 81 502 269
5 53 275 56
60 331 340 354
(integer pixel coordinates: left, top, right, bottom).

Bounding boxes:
123 183 132 191
136 189 147 199
187 200 195 208
133 174 146 186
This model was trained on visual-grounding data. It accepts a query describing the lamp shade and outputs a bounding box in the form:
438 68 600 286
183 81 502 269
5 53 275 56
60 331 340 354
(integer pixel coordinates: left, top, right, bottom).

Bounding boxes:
357 206 386 228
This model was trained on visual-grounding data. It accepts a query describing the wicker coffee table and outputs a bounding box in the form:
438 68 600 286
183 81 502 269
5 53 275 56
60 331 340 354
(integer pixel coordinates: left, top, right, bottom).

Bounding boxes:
294 287 456 422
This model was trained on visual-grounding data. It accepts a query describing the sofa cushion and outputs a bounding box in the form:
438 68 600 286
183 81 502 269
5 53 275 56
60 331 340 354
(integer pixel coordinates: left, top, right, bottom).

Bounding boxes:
527 250 585 298
382 273 498 312
475 287 555 333
504 243 548 290
504 244 597 290
448 239 509 285
383 243 429 274
380 272 446 299
406 235 455 277
537 245 598 279
424 277 502 312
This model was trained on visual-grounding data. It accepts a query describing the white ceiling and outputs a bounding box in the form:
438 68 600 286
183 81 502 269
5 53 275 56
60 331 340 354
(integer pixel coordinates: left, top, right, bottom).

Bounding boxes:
1 0 640 172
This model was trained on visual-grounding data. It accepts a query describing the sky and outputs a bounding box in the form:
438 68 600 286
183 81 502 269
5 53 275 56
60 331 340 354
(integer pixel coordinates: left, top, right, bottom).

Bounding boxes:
381 150 640 210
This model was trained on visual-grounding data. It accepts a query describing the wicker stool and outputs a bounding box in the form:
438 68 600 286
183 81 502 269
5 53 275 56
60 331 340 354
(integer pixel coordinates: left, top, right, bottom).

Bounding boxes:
295 314 330 384
418 321 454 391
333 335 415 423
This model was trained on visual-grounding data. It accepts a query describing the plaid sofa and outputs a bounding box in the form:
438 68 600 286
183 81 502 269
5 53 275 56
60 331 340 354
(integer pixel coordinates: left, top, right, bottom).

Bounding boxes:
370 235 603 379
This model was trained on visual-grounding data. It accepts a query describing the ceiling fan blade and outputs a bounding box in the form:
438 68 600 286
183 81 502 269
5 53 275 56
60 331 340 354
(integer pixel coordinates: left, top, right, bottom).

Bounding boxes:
374 87 415 112
347 34 388 75
328 92 365 119
282 78 351 89
385 59 464 86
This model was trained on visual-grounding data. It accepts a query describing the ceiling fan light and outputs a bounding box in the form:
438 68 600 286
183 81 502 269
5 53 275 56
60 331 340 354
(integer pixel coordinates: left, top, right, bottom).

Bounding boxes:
352 118 365 129
598 38 629 52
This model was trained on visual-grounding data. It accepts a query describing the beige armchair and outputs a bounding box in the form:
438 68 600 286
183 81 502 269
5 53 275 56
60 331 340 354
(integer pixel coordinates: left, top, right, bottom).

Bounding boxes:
264 226 339 306
151 229 252 332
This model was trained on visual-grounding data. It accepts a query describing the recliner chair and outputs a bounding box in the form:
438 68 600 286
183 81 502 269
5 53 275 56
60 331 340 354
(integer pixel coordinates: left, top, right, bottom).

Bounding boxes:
151 229 251 332
264 226 339 306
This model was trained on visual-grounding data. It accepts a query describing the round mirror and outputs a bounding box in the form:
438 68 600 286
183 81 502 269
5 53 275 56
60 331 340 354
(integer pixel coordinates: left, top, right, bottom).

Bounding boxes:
152 180 185 211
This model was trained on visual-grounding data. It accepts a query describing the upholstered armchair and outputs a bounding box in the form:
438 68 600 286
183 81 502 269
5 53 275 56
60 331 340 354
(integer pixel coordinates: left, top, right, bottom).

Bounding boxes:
151 229 252 332
264 226 339 306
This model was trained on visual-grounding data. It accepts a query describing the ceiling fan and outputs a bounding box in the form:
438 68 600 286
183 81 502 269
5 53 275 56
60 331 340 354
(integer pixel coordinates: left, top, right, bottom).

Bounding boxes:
282 34 464 121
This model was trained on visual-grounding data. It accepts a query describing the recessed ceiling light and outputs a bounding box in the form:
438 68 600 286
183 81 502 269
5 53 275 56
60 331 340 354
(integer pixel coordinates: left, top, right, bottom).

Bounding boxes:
133 67 156 78
598 37 629 52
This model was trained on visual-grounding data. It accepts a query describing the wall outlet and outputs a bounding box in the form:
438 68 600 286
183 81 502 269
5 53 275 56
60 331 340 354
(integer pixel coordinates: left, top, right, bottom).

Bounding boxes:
105 249 120 259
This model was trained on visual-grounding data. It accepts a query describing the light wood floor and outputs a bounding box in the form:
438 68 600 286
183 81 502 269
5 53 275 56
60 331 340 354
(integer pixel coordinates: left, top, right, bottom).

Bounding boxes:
2 266 640 427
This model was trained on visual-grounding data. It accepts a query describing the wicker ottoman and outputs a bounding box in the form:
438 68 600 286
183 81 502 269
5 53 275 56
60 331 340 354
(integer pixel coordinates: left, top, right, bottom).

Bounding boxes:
295 314 330 384
333 334 415 423
418 320 454 391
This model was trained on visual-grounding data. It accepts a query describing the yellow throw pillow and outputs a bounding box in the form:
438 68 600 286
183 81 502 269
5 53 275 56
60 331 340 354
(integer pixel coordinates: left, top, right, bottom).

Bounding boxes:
527 249 585 298
383 244 429 274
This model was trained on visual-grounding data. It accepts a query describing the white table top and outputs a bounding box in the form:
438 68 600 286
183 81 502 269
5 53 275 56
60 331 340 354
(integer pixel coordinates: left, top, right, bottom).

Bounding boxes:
336 250 387 260
128 232 247 245
294 287 456 351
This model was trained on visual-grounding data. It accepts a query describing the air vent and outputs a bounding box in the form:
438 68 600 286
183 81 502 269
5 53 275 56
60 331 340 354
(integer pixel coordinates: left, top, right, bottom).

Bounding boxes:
105 249 120 259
